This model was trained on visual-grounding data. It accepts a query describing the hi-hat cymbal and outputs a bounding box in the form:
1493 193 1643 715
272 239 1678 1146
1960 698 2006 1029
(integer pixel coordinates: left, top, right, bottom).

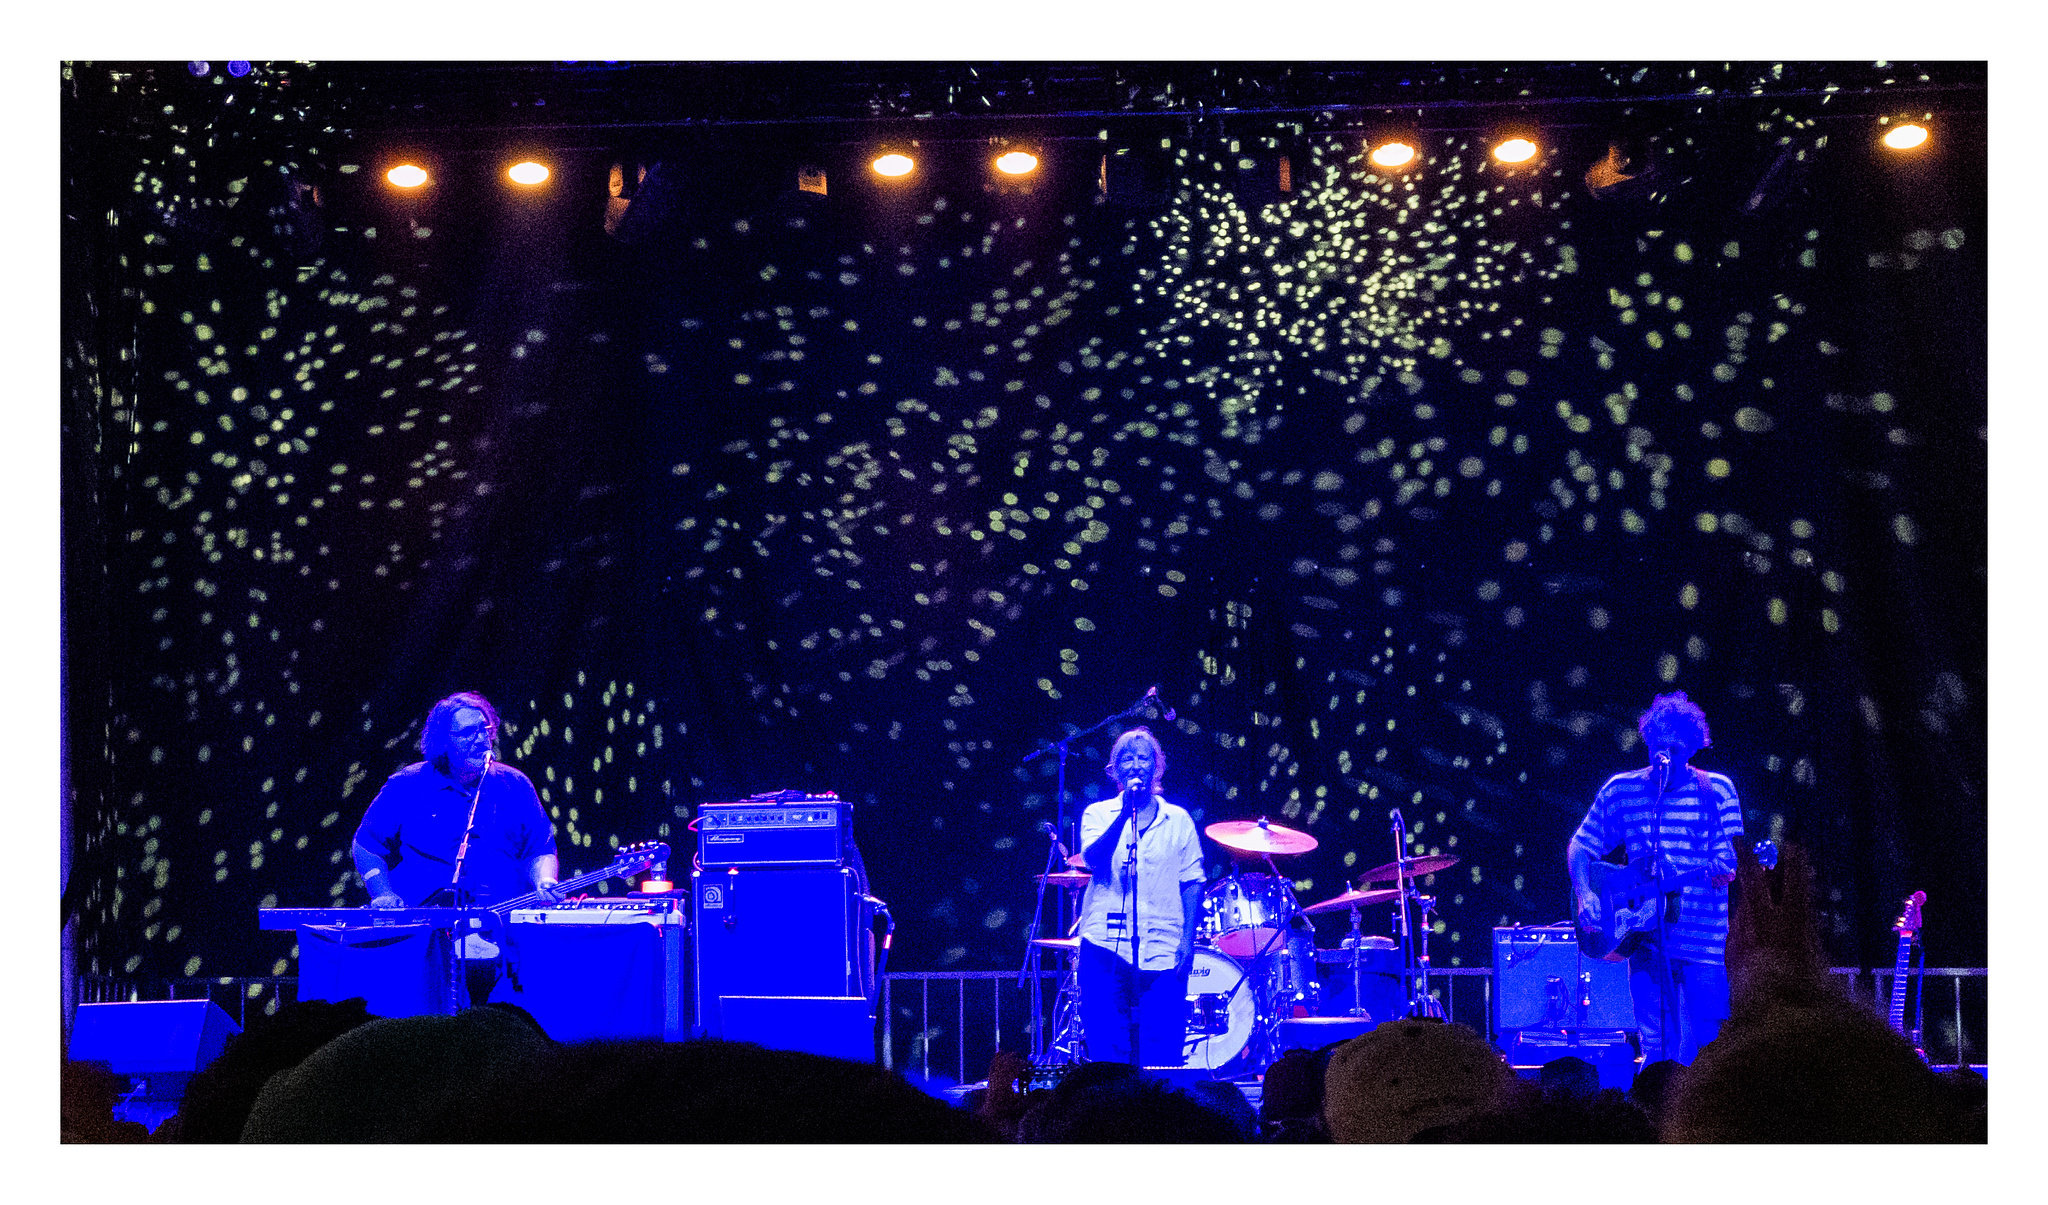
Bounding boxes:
1035 870 1091 889
1205 819 1318 856
1356 853 1461 882
1303 886 1402 915
1067 852 1088 868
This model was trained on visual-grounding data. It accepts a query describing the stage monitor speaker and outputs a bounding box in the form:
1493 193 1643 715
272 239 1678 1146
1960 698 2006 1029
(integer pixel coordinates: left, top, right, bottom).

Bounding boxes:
506 904 685 1042
70 999 242 1074
691 865 869 1037
70 1000 244 1131
1273 1015 1379 1053
1507 1029 1637 1091
718 995 874 1063
1492 923 1634 1032
297 922 454 1018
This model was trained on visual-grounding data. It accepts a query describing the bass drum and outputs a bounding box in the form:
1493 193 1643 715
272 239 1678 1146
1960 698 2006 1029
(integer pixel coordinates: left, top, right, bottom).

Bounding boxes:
1181 946 1257 1072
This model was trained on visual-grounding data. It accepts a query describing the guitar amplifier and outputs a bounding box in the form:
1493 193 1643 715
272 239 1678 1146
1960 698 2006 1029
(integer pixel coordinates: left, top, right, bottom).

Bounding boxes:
506 900 685 1042
1492 923 1635 1032
696 793 854 868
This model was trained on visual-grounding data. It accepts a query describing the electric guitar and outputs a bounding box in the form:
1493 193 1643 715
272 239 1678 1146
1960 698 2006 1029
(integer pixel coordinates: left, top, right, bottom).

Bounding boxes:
1887 890 1927 1059
1575 839 1778 960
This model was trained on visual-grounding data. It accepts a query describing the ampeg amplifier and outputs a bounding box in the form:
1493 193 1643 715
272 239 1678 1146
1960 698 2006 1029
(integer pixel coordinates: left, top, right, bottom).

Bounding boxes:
696 792 854 868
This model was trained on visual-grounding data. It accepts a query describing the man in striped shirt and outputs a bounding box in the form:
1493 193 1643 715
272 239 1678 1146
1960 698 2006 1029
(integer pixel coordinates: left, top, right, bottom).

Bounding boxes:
1569 692 1744 1065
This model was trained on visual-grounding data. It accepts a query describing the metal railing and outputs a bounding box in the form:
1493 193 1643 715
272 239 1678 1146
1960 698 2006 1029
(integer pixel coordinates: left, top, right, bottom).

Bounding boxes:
77 974 301 1029
879 964 1989 1083
73 964 1990 1077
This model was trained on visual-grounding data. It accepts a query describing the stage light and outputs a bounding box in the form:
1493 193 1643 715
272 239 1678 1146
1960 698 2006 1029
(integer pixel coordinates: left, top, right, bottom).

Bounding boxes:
1882 123 1930 151
995 149 1039 176
187 61 210 76
1492 137 1540 164
507 161 551 186
386 164 429 189
872 152 916 178
1369 141 1417 170
226 60 252 78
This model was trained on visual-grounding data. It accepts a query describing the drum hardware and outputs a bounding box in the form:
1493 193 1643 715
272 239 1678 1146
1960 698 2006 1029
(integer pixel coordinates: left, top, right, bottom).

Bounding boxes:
1029 936 1082 952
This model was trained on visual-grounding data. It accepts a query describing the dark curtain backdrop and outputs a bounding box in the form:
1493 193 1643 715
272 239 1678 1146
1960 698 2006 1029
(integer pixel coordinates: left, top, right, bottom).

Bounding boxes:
62 65 1985 1029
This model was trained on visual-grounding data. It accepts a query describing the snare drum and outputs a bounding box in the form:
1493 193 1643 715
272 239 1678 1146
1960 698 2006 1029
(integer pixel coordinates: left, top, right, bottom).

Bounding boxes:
1182 946 1256 1071
1200 873 1301 959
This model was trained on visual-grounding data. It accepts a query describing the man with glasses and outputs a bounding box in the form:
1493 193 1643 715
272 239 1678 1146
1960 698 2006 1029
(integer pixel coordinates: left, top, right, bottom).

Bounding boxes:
351 692 559 1006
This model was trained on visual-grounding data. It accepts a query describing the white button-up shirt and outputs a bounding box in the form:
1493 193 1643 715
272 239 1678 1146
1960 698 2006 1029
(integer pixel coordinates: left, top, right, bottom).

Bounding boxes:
1077 793 1204 970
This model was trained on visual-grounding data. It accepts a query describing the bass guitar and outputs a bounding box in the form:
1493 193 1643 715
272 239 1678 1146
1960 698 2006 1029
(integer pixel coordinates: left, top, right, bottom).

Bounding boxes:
418 840 672 918
1576 839 1778 960
1887 890 1927 1060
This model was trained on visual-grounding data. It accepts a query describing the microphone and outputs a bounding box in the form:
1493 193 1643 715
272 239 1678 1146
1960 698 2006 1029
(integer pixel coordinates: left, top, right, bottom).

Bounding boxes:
1145 685 1177 722
1654 751 1671 767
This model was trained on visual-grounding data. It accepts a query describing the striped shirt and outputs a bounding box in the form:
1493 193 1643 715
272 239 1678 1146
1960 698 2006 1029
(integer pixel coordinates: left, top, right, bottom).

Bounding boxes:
1570 765 1744 964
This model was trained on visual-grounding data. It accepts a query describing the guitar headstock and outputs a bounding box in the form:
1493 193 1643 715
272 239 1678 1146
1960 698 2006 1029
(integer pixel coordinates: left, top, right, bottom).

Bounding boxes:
1895 889 1926 939
612 840 671 871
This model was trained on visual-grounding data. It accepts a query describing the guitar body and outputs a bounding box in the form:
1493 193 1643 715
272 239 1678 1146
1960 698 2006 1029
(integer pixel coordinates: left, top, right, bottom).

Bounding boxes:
1575 857 1669 961
1574 840 1777 961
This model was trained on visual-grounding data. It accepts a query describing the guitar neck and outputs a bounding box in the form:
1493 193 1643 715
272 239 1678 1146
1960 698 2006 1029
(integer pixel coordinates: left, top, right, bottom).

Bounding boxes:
1887 934 1913 1031
493 862 637 915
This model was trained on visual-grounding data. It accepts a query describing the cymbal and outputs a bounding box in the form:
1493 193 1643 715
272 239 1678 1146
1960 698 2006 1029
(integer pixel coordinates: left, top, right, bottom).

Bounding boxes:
1205 819 1318 856
1356 853 1460 883
1314 937 1400 960
1035 871 1091 889
1302 886 1402 916
1029 936 1081 951
1067 852 1088 869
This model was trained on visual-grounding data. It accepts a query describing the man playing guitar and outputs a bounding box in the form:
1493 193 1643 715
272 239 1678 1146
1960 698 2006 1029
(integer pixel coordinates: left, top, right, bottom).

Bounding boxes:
1568 691 1745 1065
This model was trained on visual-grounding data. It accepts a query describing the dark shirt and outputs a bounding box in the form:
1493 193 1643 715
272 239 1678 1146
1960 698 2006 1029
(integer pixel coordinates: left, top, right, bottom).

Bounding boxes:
353 761 556 906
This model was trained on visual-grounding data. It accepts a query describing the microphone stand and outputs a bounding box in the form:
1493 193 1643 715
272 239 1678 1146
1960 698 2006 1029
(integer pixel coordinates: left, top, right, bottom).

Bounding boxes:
443 751 490 1012
1650 753 1678 1062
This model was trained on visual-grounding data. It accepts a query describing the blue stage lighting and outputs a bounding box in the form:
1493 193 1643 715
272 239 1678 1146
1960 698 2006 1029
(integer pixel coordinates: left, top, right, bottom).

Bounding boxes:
187 61 210 76
227 61 252 78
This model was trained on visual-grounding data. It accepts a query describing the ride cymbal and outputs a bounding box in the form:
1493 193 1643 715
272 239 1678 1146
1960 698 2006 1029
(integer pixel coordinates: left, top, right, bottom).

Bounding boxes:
1303 886 1402 915
1355 853 1460 882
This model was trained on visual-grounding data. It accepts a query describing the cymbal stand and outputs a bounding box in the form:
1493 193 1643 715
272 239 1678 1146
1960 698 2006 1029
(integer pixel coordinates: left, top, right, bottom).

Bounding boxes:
1339 903 1368 1018
1388 808 1445 1019
1045 943 1086 1064
1018 822 1067 1063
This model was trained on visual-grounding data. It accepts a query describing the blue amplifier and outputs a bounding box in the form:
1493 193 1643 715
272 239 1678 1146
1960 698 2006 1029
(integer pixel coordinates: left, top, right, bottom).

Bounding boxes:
695 792 853 868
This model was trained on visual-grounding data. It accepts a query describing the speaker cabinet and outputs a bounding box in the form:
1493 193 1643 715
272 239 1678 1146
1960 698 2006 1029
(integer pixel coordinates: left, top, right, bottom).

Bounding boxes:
691 866 872 1052
506 903 685 1042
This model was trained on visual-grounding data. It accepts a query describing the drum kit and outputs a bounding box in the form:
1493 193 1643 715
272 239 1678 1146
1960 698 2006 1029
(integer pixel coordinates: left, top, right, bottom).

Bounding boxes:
1024 816 1459 1073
